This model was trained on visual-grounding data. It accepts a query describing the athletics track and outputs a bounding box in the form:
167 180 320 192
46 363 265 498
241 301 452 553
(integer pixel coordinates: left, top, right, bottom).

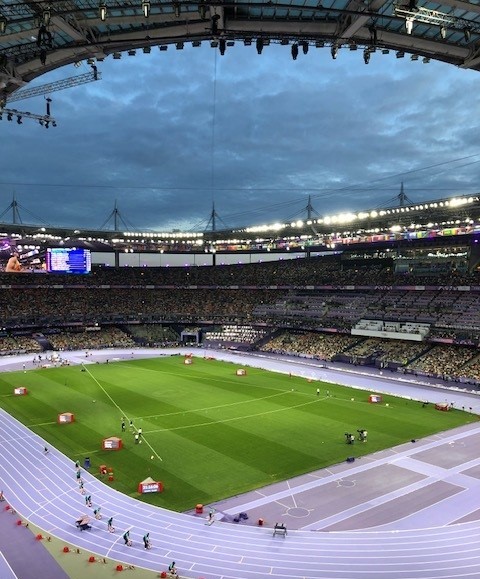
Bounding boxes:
1 348 480 578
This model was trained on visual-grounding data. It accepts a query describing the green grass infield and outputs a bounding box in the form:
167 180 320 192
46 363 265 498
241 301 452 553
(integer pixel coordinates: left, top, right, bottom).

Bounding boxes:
0 356 475 511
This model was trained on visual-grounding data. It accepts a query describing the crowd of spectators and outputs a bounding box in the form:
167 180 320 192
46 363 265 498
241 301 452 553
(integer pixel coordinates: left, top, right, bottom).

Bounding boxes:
0 335 41 355
406 345 477 379
458 356 480 382
48 328 135 351
1 254 480 386
0 288 281 327
337 336 429 366
260 331 359 361
1 254 479 288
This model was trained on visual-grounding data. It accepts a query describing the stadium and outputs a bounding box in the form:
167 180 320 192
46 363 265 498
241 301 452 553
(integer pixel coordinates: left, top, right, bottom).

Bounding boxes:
4 0 480 577
0 189 480 578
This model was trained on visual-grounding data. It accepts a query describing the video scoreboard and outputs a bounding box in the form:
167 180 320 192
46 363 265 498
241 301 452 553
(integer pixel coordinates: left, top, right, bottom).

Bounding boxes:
46 248 91 274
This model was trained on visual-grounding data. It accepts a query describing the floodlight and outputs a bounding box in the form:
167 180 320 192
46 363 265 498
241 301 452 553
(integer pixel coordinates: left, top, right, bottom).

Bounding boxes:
256 38 264 54
142 0 150 17
43 6 51 26
0 17 7 34
99 1 107 21
291 43 298 60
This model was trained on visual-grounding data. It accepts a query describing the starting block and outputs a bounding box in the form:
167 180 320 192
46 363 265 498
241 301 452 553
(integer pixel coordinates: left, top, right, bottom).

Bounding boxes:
273 523 287 537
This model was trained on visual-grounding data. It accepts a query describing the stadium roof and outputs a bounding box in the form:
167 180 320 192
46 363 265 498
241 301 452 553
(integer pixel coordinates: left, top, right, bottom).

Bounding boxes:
2 0 480 99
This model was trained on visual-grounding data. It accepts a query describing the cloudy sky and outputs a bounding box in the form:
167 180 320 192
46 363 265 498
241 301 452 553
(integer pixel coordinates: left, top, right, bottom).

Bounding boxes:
2 43 480 232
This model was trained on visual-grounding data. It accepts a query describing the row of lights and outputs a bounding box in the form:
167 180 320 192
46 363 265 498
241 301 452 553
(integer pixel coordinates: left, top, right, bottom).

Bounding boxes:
7 220 478 252
122 231 204 238
0 112 23 124
243 197 477 233
0 111 56 128
119 238 204 245
108 39 432 62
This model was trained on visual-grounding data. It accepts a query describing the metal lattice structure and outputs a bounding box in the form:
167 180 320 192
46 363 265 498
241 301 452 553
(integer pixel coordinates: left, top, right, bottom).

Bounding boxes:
1 0 480 98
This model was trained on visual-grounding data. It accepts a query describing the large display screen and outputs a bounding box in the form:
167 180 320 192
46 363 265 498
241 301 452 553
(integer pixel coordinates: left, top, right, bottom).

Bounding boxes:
46 248 91 274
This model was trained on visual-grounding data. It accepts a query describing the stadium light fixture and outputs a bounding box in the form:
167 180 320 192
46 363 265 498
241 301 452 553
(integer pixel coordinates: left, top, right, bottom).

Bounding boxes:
142 0 150 18
256 38 264 54
331 43 338 59
464 27 471 42
99 1 107 21
219 38 226 55
406 17 414 34
363 48 370 64
301 41 309 55
0 17 7 34
43 6 51 26
174 3 180 18
440 25 447 38
291 43 298 60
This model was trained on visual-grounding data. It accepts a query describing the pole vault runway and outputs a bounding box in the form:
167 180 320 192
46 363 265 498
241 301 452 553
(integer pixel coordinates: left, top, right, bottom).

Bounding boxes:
1 348 480 578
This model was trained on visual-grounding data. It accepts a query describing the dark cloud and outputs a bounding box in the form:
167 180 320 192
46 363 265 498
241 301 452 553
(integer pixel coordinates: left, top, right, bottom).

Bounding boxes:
2 44 480 231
